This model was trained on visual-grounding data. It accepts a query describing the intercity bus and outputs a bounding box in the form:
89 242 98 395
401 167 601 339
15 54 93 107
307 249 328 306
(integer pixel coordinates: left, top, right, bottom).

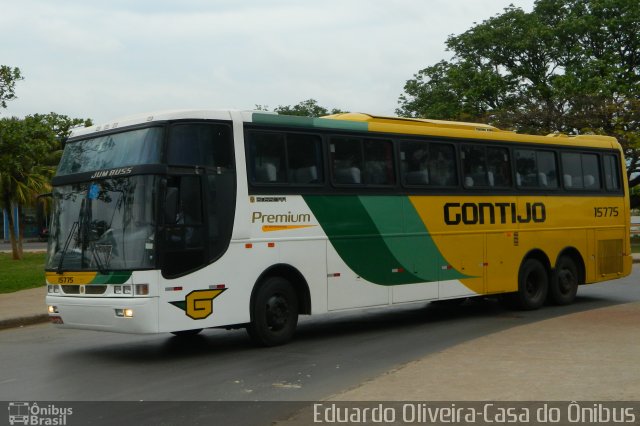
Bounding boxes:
45 110 633 345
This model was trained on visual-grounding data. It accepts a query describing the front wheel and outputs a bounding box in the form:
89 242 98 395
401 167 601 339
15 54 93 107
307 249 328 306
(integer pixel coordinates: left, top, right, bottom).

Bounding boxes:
549 256 579 305
247 277 299 346
512 258 548 310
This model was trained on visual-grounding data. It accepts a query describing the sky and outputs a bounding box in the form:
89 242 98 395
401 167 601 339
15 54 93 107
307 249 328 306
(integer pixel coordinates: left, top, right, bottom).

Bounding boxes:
1 0 536 124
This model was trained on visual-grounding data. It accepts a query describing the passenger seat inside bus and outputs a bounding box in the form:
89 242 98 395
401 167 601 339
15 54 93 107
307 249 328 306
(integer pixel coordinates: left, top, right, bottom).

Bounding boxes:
334 166 361 184
405 169 429 185
256 162 277 182
291 166 318 184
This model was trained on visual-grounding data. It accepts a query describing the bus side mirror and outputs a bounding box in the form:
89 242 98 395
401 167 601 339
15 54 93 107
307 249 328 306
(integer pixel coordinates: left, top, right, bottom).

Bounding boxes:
164 187 179 224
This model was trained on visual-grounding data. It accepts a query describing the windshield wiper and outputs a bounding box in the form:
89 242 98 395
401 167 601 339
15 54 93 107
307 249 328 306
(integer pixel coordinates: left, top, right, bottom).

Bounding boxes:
57 221 78 273
90 243 108 274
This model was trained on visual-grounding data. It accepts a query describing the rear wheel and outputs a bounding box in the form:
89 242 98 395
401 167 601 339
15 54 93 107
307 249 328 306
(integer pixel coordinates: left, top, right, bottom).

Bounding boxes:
512 258 548 310
247 277 299 346
549 256 579 305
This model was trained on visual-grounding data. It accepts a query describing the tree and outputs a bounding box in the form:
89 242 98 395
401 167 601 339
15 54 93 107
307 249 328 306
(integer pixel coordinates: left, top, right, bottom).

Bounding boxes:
0 113 92 260
37 112 93 167
0 66 23 110
397 0 640 207
0 115 57 259
257 99 345 117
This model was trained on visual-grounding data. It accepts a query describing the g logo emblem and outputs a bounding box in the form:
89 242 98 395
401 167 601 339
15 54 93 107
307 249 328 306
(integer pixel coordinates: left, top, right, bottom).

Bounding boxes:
171 289 226 320
185 289 226 319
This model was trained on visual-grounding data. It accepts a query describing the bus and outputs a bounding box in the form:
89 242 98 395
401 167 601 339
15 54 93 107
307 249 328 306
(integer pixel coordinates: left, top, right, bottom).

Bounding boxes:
45 110 633 346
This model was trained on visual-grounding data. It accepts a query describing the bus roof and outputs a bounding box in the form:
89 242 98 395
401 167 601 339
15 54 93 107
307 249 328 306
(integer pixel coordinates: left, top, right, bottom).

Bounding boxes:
69 109 236 139
322 112 620 150
70 109 620 150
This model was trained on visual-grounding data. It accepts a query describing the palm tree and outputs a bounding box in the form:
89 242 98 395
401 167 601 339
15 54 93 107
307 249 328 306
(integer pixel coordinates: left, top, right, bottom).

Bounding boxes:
0 116 56 260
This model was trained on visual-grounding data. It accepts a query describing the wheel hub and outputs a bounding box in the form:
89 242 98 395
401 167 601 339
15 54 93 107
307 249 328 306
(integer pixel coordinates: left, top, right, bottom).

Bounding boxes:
266 295 289 330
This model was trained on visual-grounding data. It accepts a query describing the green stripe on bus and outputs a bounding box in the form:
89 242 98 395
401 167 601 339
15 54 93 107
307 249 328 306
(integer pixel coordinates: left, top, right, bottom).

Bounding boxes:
303 195 467 285
90 271 132 284
252 113 368 132
358 196 469 282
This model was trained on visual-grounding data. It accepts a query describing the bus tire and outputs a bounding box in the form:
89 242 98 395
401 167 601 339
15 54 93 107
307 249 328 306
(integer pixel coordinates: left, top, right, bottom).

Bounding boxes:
549 256 579 305
247 276 299 346
514 258 548 310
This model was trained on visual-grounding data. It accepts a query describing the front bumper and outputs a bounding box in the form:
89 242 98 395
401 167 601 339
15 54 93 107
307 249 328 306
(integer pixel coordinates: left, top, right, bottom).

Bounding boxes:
45 295 159 334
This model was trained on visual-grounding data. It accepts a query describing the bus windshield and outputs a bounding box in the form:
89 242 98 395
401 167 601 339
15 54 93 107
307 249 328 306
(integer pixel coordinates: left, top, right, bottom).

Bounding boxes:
46 175 158 272
57 127 164 176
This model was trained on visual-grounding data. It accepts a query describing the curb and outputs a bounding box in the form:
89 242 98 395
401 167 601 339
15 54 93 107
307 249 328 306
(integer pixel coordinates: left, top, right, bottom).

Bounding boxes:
0 314 49 331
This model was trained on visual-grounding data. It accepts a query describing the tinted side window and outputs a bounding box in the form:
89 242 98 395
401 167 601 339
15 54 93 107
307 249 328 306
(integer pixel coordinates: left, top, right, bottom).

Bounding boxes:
331 137 363 184
486 147 512 188
364 139 395 185
250 132 286 183
400 141 457 187
603 154 621 191
462 145 511 188
287 133 323 184
561 152 601 190
461 145 487 187
429 143 457 186
582 154 600 189
330 137 395 186
537 151 559 188
515 149 558 188
248 132 323 185
168 124 233 168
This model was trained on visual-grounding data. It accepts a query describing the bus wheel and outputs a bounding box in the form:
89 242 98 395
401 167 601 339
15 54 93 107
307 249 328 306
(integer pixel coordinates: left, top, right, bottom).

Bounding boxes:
171 329 202 337
514 258 548 310
247 277 299 346
549 256 578 305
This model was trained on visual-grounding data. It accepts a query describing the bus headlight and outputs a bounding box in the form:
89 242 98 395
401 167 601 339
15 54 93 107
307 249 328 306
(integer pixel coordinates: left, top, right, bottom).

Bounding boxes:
135 284 149 295
48 305 59 314
115 308 134 318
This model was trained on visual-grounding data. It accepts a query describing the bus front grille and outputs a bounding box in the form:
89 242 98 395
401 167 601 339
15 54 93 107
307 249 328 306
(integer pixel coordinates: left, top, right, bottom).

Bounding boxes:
60 285 107 295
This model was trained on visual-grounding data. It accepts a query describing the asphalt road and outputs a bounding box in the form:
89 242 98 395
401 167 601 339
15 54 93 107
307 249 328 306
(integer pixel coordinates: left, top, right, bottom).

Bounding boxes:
1 269 638 425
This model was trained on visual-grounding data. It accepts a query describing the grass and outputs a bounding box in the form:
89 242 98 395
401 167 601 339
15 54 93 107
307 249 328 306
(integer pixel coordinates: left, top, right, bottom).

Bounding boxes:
0 252 47 294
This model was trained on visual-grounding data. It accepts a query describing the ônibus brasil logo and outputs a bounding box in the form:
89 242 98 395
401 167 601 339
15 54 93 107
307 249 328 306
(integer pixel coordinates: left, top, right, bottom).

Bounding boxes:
7 402 73 425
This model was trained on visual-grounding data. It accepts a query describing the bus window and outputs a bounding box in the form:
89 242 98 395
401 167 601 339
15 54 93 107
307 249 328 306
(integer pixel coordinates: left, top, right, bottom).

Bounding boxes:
429 143 457 186
57 127 164 175
401 141 456 187
250 132 286 183
287 133 323 184
603 154 621 191
486 147 512 187
582 154 600 189
537 151 558 188
562 152 601 190
364 139 394 185
167 123 233 169
400 141 430 186
461 145 487 187
248 132 323 185
515 149 558 189
331 137 363 184
515 150 537 187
